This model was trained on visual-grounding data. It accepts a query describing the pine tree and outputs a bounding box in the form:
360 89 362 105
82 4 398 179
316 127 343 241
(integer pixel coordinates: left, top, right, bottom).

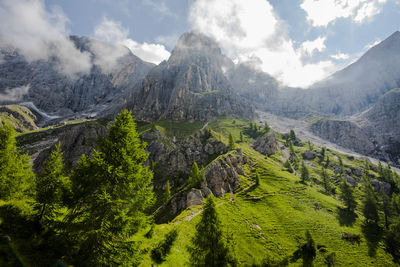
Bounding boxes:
289 129 297 142
340 181 357 212
319 147 326 164
264 122 270 133
338 156 344 176
325 155 330 168
0 123 35 200
67 110 153 266
188 197 230 266
255 172 260 186
228 133 235 150
385 221 400 262
289 140 295 155
164 180 171 203
300 161 310 184
361 176 379 224
36 143 69 222
321 167 332 194
189 162 200 188
240 131 244 143
200 166 206 185
284 159 294 173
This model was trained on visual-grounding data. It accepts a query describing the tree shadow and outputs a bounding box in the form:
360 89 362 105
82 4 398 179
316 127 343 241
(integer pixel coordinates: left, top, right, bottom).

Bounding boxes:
362 222 384 257
336 207 357 227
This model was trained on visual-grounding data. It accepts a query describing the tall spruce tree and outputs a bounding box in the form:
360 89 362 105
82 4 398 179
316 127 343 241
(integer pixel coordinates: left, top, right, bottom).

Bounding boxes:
36 143 69 222
362 176 379 224
340 181 357 212
300 161 310 184
164 180 171 204
289 129 296 142
228 133 235 150
188 197 230 266
321 167 332 194
67 110 153 266
189 162 201 188
0 123 35 200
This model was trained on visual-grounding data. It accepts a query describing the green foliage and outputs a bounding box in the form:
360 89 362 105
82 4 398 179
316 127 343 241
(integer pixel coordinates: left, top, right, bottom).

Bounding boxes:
244 122 263 139
307 141 314 151
264 122 270 133
151 229 178 263
325 155 330 168
340 181 357 212
240 131 244 143
361 176 379 224
35 143 70 222
319 147 326 164
67 110 153 266
188 197 231 267
0 123 35 200
385 220 400 263
189 162 203 189
321 167 333 194
324 252 336 267
164 180 171 203
300 161 310 184
338 156 344 176
289 141 295 156
284 160 294 173
302 230 316 267
228 133 235 150
289 129 296 141
255 172 260 186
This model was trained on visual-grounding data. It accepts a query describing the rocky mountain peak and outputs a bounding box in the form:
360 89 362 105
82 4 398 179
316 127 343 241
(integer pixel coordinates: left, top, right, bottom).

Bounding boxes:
173 31 221 55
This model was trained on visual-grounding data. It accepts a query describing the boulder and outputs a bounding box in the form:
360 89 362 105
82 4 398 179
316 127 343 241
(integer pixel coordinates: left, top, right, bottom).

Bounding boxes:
302 150 317 160
251 132 279 156
371 180 391 194
345 175 359 187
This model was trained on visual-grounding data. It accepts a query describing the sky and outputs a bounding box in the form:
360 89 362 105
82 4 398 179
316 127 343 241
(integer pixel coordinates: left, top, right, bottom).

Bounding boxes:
1 0 400 87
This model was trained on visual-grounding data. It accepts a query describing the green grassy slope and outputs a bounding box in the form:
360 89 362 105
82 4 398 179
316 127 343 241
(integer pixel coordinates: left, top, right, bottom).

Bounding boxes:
136 118 396 266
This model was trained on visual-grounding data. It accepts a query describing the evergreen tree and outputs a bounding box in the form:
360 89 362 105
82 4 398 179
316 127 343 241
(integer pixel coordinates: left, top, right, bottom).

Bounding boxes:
240 131 244 143
319 147 326 164
189 162 201 188
289 141 295 155
307 141 314 151
289 129 297 142
338 156 344 176
385 221 400 263
300 161 310 184
381 193 392 229
67 110 153 266
228 133 235 150
340 181 357 212
361 176 379 224
321 167 332 194
284 159 294 173
0 123 35 200
164 180 171 203
264 122 270 133
36 143 69 222
188 197 230 266
325 155 330 168
200 166 206 185
255 172 260 186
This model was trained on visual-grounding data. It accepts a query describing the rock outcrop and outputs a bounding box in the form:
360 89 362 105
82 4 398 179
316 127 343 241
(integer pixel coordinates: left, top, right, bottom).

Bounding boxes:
251 132 279 156
0 105 38 132
302 150 317 160
124 32 254 122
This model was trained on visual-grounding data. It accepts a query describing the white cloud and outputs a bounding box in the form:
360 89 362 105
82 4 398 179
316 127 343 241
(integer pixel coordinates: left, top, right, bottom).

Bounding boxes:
0 0 91 77
189 0 336 88
301 0 387 27
92 17 170 65
142 0 176 18
0 85 30 102
365 39 381 49
330 52 350 60
155 34 179 49
300 36 327 56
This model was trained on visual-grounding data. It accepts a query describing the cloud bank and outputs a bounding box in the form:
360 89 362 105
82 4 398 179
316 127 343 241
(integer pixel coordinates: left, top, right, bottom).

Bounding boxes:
93 17 170 65
0 0 91 77
0 85 30 102
189 0 335 88
301 0 387 27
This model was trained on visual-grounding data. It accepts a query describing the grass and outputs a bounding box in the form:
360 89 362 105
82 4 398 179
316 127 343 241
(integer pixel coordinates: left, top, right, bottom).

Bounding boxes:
138 120 205 139
133 118 395 266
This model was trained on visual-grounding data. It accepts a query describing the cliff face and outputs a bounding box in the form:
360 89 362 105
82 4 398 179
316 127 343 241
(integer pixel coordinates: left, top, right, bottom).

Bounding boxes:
0 36 154 116
126 32 254 122
310 88 400 165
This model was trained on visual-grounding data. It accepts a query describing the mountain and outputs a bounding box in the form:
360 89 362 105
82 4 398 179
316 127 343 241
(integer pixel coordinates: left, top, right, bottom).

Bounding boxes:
311 88 400 165
306 31 400 116
118 32 254 122
0 36 154 119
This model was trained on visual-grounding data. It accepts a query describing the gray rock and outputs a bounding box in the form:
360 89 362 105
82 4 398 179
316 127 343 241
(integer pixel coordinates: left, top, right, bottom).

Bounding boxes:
251 132 279 156
371 179 391 194
302 150 317 160
345 175 359 187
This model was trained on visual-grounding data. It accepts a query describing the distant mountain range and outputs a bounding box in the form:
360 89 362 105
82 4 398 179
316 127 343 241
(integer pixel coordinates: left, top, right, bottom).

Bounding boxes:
0 31 399 165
